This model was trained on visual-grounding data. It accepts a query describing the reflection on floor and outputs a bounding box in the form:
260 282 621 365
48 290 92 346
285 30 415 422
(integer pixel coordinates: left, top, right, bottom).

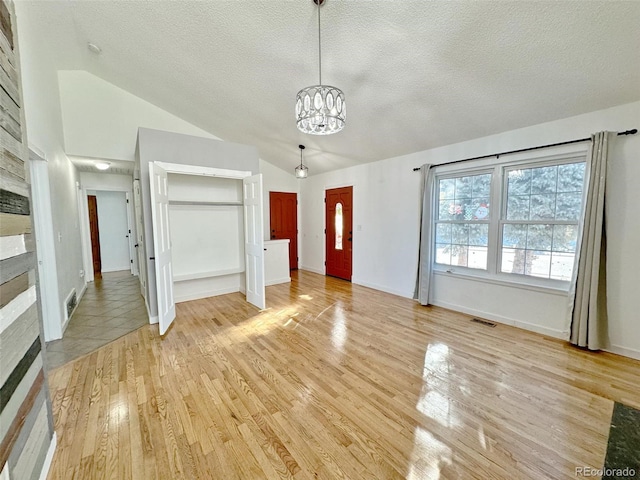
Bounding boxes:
45 271 148 369
46 270 640 479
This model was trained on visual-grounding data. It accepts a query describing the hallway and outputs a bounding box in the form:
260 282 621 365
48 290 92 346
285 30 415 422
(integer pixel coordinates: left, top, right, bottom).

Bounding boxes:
45 271 148 369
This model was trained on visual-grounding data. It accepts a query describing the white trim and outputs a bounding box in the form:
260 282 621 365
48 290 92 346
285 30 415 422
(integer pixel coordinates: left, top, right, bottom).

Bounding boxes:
149 315 158 325
173 267 244 282
0 235 27 260
1 455 10 480
29 156 63 341
38 432 57 480
351 277 413 299
300 265 324 275
175 285 241 303
605 345 640 361
430 299 567 339
265 276 291 286
0 286 37 334
432 269 569 296
155 162 251 179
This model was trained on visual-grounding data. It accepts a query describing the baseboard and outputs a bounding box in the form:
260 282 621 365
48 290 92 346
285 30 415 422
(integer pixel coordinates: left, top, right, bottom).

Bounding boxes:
430 299 566 339
38 432 57 480
605 344 640 361
299 265 324 275
351 277 413 299
101 266 132 273
266 277 291 286
175 286 241 304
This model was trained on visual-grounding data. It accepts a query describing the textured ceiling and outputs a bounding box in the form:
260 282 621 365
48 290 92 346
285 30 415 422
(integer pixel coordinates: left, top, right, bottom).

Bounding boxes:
19 1 640 175
70 156 134 175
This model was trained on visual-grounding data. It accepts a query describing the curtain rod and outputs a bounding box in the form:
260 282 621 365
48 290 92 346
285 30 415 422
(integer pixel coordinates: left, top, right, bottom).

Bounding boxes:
412 128 638 172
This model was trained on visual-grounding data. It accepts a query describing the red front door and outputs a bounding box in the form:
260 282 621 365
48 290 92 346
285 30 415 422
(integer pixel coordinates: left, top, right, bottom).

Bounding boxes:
325 186 352 281
269 192 298 269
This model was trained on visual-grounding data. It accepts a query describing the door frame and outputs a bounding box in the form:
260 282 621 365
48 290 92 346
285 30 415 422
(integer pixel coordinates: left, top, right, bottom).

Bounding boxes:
79 184 137 283
322 182 355 276
28 148 64 340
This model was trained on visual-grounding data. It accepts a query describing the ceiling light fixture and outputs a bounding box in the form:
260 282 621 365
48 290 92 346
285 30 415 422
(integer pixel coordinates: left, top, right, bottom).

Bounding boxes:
295 0 345 135
95 162 111 171
295 145 308 179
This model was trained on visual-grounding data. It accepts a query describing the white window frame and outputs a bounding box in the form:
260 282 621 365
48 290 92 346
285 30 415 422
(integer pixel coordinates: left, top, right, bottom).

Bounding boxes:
432 145 588 292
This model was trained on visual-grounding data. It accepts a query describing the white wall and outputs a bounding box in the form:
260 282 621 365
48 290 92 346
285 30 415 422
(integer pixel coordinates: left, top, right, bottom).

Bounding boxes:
300 101 640 359
58 70 218 161
92 191 130 273
16 3 86 339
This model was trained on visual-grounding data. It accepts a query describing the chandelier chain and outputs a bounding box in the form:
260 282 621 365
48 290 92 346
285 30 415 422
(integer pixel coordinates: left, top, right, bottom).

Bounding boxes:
318 0 322 86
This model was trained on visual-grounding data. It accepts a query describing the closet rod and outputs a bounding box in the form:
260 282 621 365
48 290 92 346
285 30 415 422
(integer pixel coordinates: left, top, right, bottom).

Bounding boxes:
412 128 637 172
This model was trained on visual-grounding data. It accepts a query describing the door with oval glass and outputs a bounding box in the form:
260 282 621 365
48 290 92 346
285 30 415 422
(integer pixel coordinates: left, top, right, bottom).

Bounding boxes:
325 186 352 281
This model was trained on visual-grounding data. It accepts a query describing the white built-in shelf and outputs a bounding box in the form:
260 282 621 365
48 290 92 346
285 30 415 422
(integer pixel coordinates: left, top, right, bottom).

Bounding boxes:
169 200 243 207
173 267 244 282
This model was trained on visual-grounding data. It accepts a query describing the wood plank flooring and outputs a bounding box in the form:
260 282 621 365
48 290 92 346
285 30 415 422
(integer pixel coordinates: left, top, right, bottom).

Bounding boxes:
46 271 640 479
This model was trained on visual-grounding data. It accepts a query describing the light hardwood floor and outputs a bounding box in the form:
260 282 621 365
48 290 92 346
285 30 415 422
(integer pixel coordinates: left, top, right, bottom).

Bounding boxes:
46 271 640 479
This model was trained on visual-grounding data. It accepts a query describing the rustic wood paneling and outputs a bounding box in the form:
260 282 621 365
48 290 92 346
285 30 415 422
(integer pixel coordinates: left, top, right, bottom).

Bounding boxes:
0 189 28 215
0 1 54 477
0 212 30 236
0 370 43 468
0 303 38 384
0 148 23 180
0 338 41 413
0 252 34 284
0 271 28 307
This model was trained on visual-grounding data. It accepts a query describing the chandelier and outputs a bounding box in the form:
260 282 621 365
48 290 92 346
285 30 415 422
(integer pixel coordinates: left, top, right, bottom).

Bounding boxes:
295 0 345 135
295 145 309 178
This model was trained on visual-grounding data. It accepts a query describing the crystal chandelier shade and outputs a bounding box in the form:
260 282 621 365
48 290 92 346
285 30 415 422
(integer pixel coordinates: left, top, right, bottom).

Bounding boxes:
296 0 345 135
296 85 345 135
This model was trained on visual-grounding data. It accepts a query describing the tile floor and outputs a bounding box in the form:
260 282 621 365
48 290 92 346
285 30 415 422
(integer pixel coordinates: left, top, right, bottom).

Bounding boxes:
45 271 149 369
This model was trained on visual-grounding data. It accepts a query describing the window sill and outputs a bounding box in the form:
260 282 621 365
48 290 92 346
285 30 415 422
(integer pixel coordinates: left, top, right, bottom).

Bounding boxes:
432 268 570 296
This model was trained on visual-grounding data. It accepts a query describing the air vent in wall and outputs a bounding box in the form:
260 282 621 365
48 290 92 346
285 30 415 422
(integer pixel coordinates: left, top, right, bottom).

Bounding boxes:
471 318 496 327
65 289 77 320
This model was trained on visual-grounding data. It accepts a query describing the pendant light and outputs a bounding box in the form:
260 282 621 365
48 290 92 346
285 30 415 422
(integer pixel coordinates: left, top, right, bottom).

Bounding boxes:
295 0 345 135
295 145 308 179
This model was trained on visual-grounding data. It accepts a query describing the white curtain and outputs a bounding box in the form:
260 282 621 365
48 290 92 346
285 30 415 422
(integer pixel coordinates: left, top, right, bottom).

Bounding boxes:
569 131 615 350
414 164 436 305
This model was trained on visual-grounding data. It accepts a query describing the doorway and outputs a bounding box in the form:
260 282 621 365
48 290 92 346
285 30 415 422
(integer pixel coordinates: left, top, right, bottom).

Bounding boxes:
269 191 298 269
87 195 102 275
325 186 353 281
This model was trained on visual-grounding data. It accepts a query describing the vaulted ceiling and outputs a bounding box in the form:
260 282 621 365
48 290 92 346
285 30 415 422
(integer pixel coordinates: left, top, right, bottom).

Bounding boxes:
18 1 640 175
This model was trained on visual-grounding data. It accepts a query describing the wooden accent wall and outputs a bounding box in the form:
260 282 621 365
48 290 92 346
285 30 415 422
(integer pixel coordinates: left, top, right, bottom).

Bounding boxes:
0 1 55 479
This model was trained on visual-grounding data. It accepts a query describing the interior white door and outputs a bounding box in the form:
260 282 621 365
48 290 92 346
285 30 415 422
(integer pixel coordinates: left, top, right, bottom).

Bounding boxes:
243 174 266 309
149 163 176 335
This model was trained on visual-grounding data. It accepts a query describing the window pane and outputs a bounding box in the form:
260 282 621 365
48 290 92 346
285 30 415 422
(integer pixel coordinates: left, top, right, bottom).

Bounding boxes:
550 252 575 281
503 224 527 248
435 244 451 265
530 166 558 194
472 174 491 197
529 194 555 220
438 199 455 220
507 169 531 195
471 198 490 220
555 192 582 220
455 177 472 198
335 203 343 250
439 178 455 199
468 247 488 269
507 195 530 220
501 248 525 274
436 223 452 244
557 163 585 193
552 225 578 252
451 224 469 245
469 224 488 246
525 250 551 278
451 245 468 267
527 224 553 251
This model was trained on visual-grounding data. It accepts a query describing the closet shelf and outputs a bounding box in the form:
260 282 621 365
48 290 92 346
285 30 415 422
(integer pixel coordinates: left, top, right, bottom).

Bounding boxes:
173 267 245 282
169 200 243 206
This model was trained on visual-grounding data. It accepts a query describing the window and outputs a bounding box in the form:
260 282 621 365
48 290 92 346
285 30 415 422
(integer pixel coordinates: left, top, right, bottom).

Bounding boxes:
501 162 585 280
435 173 491 270
335 202 343 250
433 155 586 286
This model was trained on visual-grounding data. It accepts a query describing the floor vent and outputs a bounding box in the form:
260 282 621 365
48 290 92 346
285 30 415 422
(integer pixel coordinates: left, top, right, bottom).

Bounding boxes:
65 289 78 320
471 318 496 327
